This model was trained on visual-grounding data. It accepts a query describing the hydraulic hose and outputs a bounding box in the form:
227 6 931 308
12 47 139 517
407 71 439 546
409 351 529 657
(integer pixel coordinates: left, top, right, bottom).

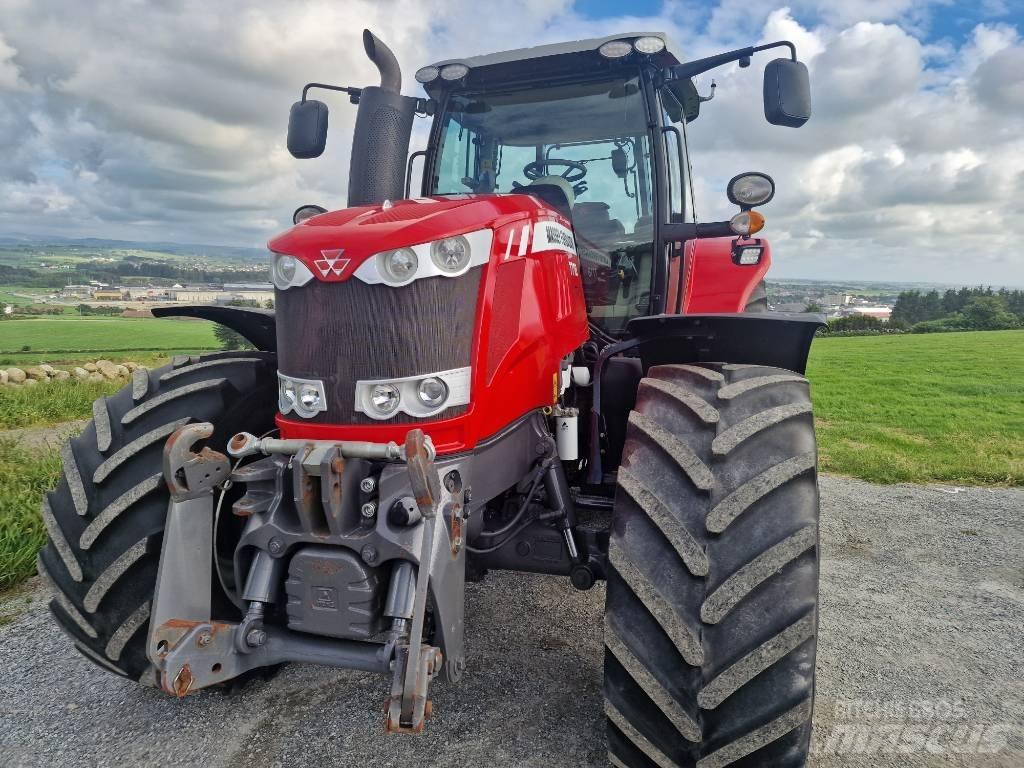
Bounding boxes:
466 459 552 554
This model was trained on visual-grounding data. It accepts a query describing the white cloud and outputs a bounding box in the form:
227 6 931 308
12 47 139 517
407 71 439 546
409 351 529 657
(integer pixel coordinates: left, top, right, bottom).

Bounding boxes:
0 0 1021 285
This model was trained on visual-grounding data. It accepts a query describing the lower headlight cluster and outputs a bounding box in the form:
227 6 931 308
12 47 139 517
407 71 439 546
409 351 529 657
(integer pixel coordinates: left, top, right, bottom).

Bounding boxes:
278 373 328 419
355 367 470 420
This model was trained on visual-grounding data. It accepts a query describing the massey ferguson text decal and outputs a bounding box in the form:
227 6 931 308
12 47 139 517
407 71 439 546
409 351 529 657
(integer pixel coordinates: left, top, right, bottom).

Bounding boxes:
531 221 577 257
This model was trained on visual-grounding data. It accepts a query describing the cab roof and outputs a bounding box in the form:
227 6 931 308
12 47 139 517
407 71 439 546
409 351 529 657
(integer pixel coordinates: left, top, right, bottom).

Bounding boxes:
421 32 682 96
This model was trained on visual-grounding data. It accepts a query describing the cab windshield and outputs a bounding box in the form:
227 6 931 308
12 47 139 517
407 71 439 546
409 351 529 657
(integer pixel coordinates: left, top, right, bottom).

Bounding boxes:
429 76 655 333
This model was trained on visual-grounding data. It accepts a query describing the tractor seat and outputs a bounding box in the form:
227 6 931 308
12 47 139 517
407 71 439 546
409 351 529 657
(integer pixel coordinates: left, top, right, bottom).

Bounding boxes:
513 176 575 218
572 202 625 248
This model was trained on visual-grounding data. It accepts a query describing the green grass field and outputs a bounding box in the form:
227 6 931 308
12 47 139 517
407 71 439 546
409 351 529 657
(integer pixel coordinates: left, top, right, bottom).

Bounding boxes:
0 316 219 364
808 330 1023 486
0 440 61 590
0 379 122 429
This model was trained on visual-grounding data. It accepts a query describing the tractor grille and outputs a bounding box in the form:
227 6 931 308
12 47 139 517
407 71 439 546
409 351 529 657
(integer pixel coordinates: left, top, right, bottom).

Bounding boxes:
275 268 482 424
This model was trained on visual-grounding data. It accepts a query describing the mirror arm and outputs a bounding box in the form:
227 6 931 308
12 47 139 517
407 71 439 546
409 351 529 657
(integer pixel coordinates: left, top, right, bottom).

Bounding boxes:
301 82 363 105
663 221 737 241
668 40 797 80
752 40 797 61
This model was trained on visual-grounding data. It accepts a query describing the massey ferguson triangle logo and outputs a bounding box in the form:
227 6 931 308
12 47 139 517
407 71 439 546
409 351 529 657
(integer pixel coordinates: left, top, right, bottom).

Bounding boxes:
314 249 350 278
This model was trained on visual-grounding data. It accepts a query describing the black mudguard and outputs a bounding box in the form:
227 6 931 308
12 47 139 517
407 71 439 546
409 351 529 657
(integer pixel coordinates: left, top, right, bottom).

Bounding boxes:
587 312 825 483
152 305 277 352
626 311 825 374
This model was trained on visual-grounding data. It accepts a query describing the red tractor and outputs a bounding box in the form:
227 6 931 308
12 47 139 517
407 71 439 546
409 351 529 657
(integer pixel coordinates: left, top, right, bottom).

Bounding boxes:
40 30 823 767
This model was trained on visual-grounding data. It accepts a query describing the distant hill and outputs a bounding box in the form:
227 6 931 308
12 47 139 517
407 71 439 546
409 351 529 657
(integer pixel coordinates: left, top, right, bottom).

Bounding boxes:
0 235 265 263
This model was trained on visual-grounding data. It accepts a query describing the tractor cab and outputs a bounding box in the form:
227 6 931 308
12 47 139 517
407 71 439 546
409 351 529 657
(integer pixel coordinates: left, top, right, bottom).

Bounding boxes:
420 34 696 333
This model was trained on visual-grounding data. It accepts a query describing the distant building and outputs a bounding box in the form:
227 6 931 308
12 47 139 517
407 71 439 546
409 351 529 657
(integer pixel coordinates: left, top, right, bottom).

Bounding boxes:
60 284 94 299
169 286 220 303
224 283 274 292
823 293 851 306
774 302 808 313
842 306 892 320
93 289 126 301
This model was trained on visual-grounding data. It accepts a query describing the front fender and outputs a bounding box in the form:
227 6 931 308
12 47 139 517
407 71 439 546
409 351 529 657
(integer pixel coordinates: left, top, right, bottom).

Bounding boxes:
627 312 824 374
152 305 277 352
587 311 825 483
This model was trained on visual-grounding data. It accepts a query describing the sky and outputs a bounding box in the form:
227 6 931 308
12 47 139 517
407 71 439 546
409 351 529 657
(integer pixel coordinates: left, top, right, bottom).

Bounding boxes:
0 0 1022 285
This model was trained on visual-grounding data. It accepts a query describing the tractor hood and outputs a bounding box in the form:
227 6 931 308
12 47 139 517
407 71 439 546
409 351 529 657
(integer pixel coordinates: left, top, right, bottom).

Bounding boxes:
268 194 543 282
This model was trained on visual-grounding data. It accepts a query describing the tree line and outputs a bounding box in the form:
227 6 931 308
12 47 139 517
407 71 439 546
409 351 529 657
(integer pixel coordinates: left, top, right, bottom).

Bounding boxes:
890 287 1022 332
817 286 1023 336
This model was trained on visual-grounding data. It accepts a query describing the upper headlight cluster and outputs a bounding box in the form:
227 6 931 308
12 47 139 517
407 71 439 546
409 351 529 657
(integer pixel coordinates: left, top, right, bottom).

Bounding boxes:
353 229 493 287
415 63 470 83
598 36 666 59
270 252 315 290
355 367 471 420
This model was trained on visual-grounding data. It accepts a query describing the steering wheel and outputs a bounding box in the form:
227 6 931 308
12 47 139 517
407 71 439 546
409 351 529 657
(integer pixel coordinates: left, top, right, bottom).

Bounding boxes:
523 158 588 185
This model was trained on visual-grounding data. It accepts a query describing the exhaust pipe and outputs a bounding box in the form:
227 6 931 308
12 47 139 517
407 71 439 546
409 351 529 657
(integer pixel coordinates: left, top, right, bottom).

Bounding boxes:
347 29 416 207
363 30 402 94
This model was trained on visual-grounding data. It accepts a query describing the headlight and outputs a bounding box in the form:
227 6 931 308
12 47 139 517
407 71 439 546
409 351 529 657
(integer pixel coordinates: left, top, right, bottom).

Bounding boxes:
278 373 326 418
277 255 296 283
727 172 776 208
377 248 419 285
355 367 470 420
415 65 440 83
430 236 471 273
292 204 327 225
352 229 493 286
369 383 401 415
734 245 764 265
298 383 322 411
271 252 315 290
598 40 632 59
440 63 469 80
633 36 666 54
417 377 449 408
281 378 296 405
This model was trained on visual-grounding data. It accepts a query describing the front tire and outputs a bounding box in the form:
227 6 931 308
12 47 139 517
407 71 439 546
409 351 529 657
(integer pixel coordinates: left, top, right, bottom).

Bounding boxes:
604 363 819 767
37 352 277 682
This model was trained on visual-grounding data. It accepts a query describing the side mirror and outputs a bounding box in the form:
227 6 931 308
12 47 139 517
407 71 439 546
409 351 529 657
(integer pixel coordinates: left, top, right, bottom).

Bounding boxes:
287 100 329 159
664 79 702 123
763 59 811 127
611 148 628 178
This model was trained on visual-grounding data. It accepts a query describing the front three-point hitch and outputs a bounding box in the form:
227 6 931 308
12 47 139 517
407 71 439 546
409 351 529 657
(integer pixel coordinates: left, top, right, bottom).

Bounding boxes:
148 423 459 733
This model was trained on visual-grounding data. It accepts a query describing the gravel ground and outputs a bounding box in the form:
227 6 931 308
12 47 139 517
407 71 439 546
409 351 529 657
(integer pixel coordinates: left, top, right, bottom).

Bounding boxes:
1 475 1021 767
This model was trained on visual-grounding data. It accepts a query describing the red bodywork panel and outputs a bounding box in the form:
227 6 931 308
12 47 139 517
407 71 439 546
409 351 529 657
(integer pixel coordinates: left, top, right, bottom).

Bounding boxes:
681 237 771 313
268 195 588 454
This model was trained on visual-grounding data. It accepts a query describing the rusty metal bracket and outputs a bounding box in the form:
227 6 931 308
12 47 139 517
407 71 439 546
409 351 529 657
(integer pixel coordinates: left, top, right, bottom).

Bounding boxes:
385 644 441 733
150 423 229 692
163 423 230 501
386 429 443 732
